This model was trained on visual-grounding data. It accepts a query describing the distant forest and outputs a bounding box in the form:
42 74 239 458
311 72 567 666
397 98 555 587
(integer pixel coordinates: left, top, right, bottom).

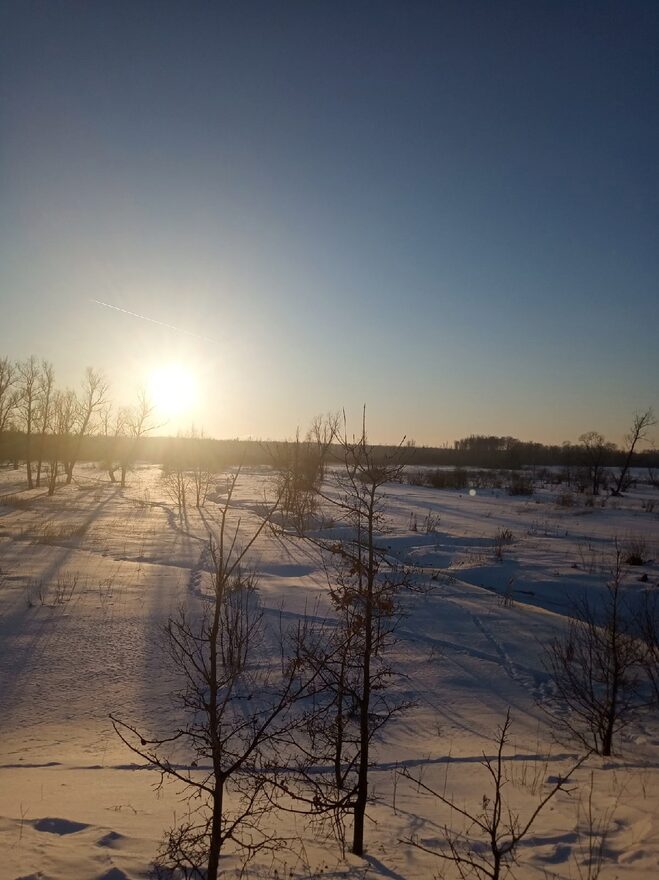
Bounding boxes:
1 430 658 471
1 355 657 479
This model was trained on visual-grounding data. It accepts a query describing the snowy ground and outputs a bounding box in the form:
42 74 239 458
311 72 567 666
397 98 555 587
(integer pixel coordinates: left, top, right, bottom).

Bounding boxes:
1 463 658 879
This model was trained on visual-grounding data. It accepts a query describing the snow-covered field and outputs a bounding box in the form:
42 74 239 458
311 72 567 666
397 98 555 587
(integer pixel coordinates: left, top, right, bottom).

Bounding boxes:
1 464 658 879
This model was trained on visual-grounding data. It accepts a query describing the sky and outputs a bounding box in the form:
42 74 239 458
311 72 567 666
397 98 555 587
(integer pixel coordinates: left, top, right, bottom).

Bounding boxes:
1 0 657 446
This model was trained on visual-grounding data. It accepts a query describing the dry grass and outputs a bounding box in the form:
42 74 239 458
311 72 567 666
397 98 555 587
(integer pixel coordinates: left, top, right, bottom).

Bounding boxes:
0 493 34 509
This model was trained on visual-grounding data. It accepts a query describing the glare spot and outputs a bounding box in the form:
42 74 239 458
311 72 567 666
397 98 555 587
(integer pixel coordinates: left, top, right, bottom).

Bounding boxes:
148 363 198 420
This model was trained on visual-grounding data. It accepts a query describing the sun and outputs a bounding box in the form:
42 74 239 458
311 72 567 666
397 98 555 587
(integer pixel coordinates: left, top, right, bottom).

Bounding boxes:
148 362 198 421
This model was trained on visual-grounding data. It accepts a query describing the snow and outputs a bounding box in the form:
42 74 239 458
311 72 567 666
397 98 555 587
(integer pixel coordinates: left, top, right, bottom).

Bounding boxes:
0 463 658 878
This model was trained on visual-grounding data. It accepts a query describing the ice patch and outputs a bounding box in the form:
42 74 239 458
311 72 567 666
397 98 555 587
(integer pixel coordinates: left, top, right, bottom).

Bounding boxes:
32 817 89 835
97 830 126 849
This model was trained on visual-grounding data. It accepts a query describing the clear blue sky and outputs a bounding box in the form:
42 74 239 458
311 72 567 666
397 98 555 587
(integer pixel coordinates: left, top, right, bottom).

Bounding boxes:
1 1 657 445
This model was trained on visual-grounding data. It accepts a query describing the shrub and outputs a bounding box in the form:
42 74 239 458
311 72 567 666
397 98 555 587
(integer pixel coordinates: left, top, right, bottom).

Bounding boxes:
557 491 575 508
508 473 533 496
0 493 33 508
494 527 514 561
406 470 427 486
622 535 648 566
426 467 468 490
34 522 88 544
423 510 441 534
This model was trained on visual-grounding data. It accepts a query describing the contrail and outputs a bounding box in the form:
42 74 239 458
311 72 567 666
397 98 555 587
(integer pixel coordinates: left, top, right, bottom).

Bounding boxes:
91 299 217 343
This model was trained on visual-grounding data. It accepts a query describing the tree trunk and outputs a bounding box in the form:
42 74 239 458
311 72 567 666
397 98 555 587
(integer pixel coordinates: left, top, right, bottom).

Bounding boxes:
48 463 58 496
206 560 224 880
602 679 617 756
352 675 370 856
352 495 375 857
334 661 346 793
207 779 223 880
26 429 33 489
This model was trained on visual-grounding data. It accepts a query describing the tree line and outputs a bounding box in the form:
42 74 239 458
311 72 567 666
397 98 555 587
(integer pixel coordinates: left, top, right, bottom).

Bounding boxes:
1 356 656 495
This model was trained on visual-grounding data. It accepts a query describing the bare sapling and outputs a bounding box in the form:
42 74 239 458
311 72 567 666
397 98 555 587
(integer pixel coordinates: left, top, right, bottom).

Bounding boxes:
283 411 414 857
111 470 318 880
273 412 338 530
545 544 654 756
401 709 589 880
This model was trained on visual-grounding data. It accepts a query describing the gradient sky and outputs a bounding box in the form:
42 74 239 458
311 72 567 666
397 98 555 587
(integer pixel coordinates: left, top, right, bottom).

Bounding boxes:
1 1 657 445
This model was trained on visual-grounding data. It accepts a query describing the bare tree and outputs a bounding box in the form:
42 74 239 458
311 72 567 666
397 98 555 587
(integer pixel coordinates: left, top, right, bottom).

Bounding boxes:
46 390 77 496
111 471 315 880
102 405 128 484
306 412 339 484
65 367 109 483
284 413 412 857
163 466 190 524
578 431 614 496
35 360 55 488
561 440 578 487
119 389 158 487
545 546 653 756
273 413 338 529
401 710 588 880
0 356 18 436
17 356 40 488
162 438 191 524
189 428 215 508
612 408 656 496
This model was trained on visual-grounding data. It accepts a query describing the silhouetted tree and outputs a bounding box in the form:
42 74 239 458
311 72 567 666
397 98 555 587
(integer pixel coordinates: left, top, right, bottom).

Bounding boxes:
612 408 656 496
0 357 18 439
65 367 109 483
189 428 215 508
46 389 77 495
34 360 55 488
17 356 40 488
119 389 158 486
162 438 191 524
102 405 128 484
578 431 614 496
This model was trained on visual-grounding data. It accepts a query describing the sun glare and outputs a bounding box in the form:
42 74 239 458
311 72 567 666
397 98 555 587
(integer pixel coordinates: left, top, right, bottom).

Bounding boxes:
148 363 198 421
